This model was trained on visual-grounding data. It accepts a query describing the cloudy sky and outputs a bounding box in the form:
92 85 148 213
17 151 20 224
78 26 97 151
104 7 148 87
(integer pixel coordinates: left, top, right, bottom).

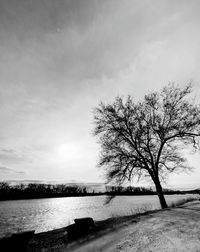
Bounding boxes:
0 0 200 188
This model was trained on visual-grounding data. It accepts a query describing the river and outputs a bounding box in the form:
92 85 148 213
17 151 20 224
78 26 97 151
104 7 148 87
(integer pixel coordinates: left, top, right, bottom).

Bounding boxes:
0 194 196 238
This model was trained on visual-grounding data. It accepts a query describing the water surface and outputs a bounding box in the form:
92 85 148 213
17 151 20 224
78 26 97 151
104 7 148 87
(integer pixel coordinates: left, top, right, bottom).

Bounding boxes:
0 194 196 238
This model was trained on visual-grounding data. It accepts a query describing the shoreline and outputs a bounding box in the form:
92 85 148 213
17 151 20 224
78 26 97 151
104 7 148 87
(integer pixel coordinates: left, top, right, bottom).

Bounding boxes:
26 208 164 251
0 205 167 252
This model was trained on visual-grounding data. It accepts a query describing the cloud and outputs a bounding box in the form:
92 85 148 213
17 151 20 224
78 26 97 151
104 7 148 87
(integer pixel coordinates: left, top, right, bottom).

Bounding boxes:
1 149 15 154
0 148 30 164
0 166 25 174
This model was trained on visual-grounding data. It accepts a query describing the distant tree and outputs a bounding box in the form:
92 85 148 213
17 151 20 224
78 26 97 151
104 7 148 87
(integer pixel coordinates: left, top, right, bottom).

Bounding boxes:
93 84 200 208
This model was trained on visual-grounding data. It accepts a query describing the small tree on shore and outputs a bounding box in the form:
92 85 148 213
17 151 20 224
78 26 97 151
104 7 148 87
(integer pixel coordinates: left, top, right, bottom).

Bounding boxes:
93 84 200 209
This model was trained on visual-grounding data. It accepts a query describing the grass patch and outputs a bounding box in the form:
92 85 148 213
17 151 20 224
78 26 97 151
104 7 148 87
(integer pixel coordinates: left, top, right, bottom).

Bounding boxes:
169 196 198 208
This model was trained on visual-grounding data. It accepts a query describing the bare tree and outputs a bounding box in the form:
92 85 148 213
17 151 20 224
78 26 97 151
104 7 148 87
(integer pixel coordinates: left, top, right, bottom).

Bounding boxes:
93 84 200 208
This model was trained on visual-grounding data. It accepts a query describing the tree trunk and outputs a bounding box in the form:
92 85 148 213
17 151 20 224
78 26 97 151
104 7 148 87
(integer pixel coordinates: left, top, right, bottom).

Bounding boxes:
154 177 168 209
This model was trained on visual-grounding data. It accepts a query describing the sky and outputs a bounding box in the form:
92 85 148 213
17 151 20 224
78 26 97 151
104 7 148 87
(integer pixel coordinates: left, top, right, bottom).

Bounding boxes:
0 0 200 189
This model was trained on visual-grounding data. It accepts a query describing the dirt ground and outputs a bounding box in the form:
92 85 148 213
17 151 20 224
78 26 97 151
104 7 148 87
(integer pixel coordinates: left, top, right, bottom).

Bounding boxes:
66 200 200 252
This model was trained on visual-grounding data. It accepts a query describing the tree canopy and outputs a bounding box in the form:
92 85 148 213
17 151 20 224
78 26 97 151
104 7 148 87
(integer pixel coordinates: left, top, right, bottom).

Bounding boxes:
93 84 200 208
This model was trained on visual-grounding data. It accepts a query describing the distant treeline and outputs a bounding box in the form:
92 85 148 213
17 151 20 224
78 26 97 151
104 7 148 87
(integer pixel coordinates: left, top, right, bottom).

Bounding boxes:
105 186 200 196
0 182 199 201
0 182 92 201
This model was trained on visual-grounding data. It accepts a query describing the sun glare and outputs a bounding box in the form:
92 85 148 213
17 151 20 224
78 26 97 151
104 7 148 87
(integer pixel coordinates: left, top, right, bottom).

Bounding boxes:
57 143 80 161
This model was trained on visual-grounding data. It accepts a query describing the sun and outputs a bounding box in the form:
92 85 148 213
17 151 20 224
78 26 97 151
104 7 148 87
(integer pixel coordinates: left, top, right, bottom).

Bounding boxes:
57 143 79 162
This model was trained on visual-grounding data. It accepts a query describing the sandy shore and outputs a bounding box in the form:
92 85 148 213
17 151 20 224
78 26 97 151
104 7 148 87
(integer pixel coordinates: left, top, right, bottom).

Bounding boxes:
24 200 200 252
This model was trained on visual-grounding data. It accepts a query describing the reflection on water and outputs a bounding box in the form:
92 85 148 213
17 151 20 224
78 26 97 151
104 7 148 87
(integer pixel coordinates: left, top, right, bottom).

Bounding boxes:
0 194 196 238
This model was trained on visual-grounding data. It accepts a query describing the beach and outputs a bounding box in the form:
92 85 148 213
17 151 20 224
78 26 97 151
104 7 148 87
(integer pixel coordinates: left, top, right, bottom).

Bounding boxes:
23 199 200 251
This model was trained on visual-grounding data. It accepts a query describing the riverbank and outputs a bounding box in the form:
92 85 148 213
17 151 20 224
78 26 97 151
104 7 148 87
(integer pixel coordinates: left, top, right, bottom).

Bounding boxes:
26 199 200 251
1 181 199 201
68 199 200 252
